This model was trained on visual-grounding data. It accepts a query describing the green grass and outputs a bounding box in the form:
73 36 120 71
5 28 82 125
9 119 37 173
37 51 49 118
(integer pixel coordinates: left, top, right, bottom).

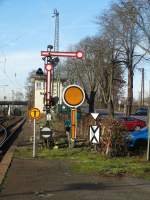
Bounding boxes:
14 146 150 179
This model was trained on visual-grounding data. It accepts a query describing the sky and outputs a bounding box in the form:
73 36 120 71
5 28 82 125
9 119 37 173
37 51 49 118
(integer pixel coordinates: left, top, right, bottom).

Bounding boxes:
0 0 149 101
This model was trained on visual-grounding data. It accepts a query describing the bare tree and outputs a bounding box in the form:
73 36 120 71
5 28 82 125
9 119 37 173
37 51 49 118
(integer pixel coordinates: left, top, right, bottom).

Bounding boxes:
66 37 100 113
96 15 125 117
65 36 124 116
97 1 146 115
25 70 36 109
131 0 150 54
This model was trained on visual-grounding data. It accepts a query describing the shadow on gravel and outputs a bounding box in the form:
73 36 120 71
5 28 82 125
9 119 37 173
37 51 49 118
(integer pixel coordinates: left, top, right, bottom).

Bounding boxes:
1 182 150 198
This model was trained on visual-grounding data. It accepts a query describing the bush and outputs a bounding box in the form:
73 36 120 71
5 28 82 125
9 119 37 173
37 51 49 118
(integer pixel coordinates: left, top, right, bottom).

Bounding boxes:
97 118 128 157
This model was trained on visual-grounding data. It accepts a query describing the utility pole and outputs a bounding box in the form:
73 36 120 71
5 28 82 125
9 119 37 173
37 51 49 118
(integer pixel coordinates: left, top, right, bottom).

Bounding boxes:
142 68 144 106
138 68 144 107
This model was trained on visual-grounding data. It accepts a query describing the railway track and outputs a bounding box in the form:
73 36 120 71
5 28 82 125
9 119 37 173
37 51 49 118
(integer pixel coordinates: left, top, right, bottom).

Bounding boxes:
0 125 7 145
0 116 26 160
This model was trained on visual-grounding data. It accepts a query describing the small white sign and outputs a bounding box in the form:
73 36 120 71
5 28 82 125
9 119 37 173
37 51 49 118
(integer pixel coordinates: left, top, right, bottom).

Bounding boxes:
91 113 99 120
41 127 51 132
41 127 52 138
46 113 51 121
90 125 100 144
42 135 50 138
118 100 121 105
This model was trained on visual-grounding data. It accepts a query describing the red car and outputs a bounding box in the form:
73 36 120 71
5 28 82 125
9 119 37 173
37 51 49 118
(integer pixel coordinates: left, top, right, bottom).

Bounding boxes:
117 116 146 131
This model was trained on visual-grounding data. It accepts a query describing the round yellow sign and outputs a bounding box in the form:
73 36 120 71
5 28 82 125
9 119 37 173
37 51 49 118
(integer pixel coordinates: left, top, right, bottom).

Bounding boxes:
30 108 40 120
63 85 85 108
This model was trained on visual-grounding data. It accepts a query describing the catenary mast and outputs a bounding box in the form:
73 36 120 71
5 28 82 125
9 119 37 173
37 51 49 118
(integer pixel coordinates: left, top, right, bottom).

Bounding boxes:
52 9 60 106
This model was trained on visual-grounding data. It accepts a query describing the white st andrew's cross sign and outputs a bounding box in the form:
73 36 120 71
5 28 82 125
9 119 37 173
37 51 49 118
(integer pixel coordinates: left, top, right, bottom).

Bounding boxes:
90 125 100 144
90 113 100 144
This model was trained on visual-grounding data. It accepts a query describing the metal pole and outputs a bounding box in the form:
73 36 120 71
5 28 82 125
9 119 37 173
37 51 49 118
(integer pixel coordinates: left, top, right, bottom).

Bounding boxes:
147 107 150 161
71 108 76 146
33 118 36 158
75 108 77 140
58 67 61 104
147 82 150 161
142 68 144 106
140 70 142 107
141 68 144 106
138 68 144 107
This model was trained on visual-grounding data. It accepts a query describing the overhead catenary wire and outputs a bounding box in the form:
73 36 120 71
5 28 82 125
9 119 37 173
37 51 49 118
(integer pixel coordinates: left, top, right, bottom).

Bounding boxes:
0 56 25 100
1 54 24 89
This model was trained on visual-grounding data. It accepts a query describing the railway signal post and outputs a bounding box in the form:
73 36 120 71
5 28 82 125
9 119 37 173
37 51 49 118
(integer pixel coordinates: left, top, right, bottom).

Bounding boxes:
41 47 84 124
30 108 40 158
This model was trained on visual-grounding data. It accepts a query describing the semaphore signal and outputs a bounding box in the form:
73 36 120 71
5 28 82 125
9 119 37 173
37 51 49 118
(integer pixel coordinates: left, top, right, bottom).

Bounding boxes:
41 51 84 59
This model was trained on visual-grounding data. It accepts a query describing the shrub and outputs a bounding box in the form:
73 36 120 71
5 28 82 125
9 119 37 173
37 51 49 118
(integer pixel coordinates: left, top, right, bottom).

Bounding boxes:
97 118 128 157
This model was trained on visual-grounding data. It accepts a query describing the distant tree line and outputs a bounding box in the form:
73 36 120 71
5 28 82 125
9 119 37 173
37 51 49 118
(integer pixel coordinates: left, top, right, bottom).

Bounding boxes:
64 0 150 117
25 70 36 110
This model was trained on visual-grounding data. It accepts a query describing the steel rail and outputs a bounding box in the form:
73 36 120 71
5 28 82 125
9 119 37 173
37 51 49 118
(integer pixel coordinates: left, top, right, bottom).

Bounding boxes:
0 117 26 159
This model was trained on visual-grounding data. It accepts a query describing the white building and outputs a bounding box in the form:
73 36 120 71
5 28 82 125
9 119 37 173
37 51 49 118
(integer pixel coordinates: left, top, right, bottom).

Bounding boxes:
32 73 65 113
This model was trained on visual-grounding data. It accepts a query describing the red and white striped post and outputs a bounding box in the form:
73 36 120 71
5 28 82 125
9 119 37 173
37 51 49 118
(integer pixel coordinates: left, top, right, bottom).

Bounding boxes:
45 64 53 106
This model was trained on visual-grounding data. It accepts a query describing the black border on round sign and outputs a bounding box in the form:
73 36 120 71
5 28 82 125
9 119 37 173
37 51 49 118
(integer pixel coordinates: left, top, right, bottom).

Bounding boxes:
62 84 85 108
29 107 41 120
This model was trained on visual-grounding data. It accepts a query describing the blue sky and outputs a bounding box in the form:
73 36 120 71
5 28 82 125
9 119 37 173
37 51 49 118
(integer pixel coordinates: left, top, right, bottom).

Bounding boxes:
0 0 149 101
0 0 111 51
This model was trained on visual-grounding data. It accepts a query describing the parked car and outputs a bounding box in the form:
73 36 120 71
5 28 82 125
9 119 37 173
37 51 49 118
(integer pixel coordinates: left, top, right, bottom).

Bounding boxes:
117 116 146 131
134 107 148 116
126 127 148 151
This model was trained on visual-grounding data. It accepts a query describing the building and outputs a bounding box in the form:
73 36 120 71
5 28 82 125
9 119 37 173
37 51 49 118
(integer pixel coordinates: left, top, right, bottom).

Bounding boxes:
31 70 65 113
